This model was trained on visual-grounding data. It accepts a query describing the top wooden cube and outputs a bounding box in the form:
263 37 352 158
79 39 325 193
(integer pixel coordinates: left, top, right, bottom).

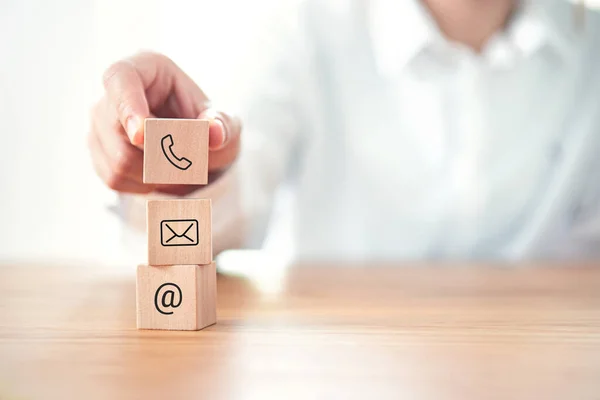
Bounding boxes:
143 118 209 185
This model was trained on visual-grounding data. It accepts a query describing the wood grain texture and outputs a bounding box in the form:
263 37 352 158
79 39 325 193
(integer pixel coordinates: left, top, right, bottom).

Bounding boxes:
1 262 600 400
136 263 216 331
143 118 209 185
147 199 212 265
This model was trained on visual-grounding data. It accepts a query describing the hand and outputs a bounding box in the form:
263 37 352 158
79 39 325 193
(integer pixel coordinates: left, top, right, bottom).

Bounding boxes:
88 52 241 195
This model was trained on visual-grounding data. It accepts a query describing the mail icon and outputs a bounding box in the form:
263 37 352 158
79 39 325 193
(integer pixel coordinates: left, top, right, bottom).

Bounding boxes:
160 219 199 247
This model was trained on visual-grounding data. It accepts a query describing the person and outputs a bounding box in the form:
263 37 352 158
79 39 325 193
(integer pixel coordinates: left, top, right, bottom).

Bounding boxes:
88 0 600 260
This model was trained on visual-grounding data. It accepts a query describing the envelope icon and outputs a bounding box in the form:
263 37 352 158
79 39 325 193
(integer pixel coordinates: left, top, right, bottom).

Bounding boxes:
160 219 199 247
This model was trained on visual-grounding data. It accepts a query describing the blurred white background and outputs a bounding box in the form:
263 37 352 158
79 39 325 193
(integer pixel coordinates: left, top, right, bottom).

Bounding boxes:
1 0 598 266
0 0 298 266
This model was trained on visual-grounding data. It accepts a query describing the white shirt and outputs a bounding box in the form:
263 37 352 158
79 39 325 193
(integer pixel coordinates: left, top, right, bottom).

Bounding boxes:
128 0 600 261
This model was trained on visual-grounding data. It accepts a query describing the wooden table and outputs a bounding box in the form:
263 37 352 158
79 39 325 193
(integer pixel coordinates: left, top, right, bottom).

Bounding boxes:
0 262 599 399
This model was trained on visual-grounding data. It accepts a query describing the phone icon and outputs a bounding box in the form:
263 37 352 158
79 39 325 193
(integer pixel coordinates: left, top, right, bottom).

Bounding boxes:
161 134 192 170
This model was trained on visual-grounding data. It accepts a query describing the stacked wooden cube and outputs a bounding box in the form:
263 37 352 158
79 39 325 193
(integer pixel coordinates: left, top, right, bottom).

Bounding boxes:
136 118 216 331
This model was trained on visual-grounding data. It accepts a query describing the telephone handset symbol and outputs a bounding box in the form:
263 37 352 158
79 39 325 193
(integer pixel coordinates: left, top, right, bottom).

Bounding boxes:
161 134 192 171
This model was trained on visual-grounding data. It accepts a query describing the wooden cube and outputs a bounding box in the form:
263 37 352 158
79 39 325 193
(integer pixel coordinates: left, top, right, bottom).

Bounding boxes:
147 199 212 266
143 118 209 185
136 263 217 331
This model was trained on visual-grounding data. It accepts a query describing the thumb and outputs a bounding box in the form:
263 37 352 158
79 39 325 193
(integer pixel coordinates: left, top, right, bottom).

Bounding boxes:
103 60 150 146
199 108 242 151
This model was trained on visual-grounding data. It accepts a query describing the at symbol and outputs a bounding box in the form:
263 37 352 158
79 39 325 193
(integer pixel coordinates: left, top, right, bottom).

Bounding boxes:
154 283 183 315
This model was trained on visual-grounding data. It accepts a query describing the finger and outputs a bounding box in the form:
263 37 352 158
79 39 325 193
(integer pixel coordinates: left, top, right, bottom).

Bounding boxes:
208 131 241 171
129 52 212 120
104 52 214 143
131 52 210 118
151 77 211 120
103 60 150 146
94 99 146 182
88 128 155 194
199 108 242 150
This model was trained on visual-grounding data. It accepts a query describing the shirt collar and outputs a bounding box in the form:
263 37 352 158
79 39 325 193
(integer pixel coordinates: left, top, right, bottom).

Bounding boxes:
368 0 440 77
369 0 576 76
495 0 576 63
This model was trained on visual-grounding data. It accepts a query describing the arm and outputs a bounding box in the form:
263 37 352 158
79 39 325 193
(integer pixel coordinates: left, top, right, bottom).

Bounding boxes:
88 6 315 252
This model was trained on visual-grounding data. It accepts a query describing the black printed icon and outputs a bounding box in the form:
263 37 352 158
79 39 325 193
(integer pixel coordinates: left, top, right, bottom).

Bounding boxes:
154 283 182 315
161 134 192 170
160 219 199 247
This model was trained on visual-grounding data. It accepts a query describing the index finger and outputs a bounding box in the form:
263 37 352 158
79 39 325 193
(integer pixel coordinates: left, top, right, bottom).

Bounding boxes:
103 60 150 146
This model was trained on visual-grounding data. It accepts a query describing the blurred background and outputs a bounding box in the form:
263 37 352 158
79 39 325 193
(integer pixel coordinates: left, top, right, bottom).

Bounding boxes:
1 0 599 267
0 0 301 267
